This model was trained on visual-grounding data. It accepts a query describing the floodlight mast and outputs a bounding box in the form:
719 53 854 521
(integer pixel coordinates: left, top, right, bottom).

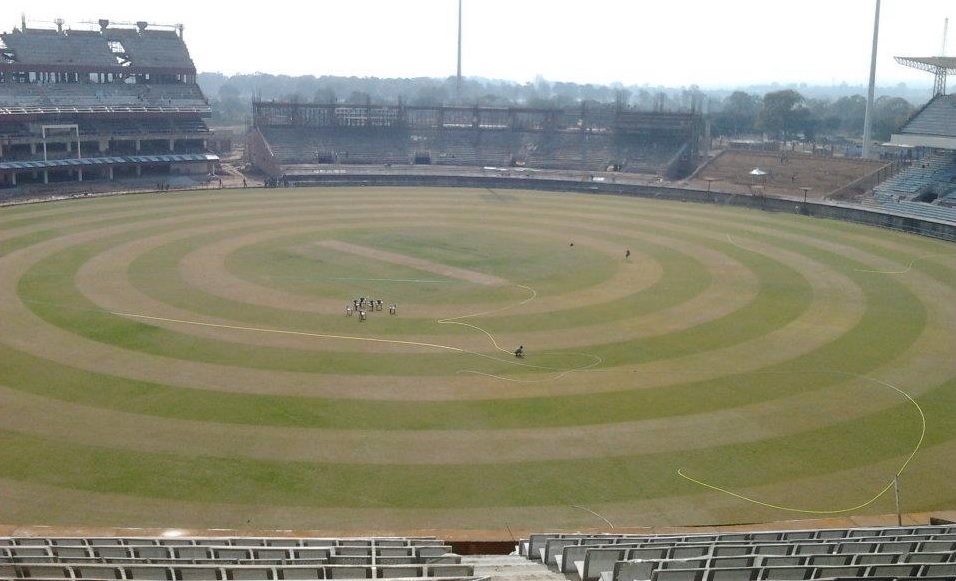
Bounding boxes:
943 18 949 57
862 0 881 160
456 0 463 104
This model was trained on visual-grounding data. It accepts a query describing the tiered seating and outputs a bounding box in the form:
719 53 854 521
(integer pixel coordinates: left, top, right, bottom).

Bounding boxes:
0 29 116 68
518 525 956 581
617 142 688 175
871 198 956 224
0 82 207 109
1 26 195 71
871 151 956 223
0 121 28 139
0 22 216 186
104 28 194 69
0 536 478 580
524 132 605 171
258 127 409 165
873 152 956 197
939 189 956 208
258 122 693 174
430 130 516 167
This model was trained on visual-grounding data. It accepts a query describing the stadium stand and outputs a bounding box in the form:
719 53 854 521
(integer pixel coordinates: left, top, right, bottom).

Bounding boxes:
871 151 956 223
517 525 956 581
894 94 956 146
0 536 479 580
874 91 956 223
0 19 217 190
6 525 955 581
247 102 703 181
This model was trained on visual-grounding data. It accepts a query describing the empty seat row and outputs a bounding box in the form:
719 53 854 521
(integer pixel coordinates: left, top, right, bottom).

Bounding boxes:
0 562 476 580
523 526 956 560
613 561 956 581
519 526 956 581
0 545 454 562
610 553 956 581
530 534 956 572
527 525 956 554
1 554 460 568
0 538 441 549
571 540 956 579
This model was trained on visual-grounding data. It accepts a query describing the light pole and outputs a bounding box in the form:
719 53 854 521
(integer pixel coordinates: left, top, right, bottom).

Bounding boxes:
456 0 462 104
862 0 881 159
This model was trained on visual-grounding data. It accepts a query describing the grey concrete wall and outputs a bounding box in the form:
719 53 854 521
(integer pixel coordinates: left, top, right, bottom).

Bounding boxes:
284 172 956 243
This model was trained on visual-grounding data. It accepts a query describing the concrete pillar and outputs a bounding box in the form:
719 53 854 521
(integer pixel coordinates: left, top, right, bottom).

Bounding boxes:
135 139 141 152
66 141 73 153
136 165 142 177
99 140 108 153
78 168 83 182
30 143 37 155
11 173 16 186
43 171 49 184
169 139 175 152
108 166 114 181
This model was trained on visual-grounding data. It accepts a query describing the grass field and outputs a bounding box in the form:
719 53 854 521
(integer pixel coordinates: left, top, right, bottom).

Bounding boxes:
0 186 954 532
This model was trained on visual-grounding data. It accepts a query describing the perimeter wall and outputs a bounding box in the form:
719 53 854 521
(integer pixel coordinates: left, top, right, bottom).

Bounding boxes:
285 173 956 242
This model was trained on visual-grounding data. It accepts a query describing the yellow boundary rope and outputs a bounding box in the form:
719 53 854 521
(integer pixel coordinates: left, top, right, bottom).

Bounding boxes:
853 253 956 275
677 374 926 514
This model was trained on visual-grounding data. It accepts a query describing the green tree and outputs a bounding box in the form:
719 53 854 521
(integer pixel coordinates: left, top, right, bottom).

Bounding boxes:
872 96 914 141
712 90 759 136
758 89 810 140
829 95 867 135
411 85 449 106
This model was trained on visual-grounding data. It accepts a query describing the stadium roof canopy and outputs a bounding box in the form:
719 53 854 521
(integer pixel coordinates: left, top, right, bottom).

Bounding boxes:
895 56 956 71
895 56 956 97
0 153 218 172
890 93 956 150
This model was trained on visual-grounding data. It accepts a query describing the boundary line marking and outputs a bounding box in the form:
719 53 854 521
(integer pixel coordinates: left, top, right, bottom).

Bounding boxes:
853 253 956 275
677 372 926 514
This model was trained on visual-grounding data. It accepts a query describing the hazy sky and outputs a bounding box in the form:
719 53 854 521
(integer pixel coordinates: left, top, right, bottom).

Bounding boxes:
3 1 952 89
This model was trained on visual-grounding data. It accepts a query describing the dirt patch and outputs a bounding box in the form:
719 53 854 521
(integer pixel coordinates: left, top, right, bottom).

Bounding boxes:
315 240 509 286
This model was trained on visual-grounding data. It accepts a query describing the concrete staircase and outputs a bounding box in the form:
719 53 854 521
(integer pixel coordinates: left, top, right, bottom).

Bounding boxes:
463 554 571 581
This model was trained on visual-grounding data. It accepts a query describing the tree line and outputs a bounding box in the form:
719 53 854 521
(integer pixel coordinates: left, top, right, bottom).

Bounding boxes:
201 72 920 142
709 89 915 142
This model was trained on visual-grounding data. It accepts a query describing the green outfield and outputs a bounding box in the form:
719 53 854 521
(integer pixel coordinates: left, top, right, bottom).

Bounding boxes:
0 186 954 531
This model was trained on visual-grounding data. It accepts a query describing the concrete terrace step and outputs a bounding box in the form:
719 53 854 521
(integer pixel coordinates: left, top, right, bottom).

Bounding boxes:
462 554 571 581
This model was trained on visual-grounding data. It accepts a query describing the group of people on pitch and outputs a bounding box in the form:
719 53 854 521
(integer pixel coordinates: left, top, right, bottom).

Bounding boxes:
346 297 397 320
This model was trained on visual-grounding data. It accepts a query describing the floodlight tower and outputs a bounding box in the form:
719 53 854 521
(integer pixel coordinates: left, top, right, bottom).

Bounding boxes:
456 0 463 104
862 0 881 160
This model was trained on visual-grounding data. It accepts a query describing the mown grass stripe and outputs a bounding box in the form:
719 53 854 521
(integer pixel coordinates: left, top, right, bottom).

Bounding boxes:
128 227 705 333
0 377 943 509
19 230 804 374
4 238 926 431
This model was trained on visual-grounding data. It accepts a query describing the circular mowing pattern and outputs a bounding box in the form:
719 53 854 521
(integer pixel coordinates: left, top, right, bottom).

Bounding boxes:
0 186 954 531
